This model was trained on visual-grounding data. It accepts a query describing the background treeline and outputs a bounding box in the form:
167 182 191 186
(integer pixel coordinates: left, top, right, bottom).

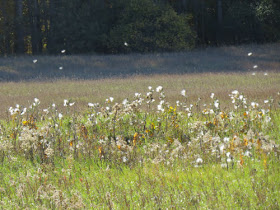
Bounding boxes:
1 0 280 55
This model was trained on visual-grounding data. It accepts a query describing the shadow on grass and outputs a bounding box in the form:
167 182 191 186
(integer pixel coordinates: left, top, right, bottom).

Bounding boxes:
0 43 279 82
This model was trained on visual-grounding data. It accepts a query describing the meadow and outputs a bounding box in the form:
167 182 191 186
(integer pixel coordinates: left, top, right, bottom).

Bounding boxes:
0 44 280 209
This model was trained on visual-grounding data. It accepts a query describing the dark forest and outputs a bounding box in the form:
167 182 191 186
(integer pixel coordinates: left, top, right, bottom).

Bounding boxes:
1 0 280 55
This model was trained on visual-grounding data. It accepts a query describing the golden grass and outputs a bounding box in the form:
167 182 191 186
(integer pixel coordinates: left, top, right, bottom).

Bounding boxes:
0 71 279 118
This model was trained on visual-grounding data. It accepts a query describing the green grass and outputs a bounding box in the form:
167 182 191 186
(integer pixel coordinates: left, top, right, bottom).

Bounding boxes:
1 153 280 209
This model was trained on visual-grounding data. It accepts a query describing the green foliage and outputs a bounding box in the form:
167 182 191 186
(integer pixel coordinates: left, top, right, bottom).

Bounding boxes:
255 0 280 41
107 0 196 53
223 0 280 43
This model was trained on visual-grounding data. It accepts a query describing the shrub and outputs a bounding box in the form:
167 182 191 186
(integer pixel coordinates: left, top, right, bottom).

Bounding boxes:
107 0 196 53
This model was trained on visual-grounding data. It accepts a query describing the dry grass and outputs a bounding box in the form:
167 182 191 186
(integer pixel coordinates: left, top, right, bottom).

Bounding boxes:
0 43 279 118
0 72 279 119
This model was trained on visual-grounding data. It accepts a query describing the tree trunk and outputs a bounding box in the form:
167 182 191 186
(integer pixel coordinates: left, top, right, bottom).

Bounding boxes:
41 0 48 53
28 0 42 54
48 0 55 52
34 0 42 53
181 0 187 13
0 0 8 54
216 0 223 44
200 0 205 45
15 0 25 54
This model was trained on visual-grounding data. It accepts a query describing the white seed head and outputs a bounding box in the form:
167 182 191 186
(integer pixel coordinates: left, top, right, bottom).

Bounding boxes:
135 93 141 97
122 156 128 162
58 113 63 119
196 158 203 164
221 163 227 168
122 99 128 105
64 99 68 106
156 86 163 92
214 100 219 109
244 151 251 157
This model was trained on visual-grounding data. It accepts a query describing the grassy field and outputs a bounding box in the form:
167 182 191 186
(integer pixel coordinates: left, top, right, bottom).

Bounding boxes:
1 43 279 118
0 44 280 209
0 72 280 119
1 82 280 208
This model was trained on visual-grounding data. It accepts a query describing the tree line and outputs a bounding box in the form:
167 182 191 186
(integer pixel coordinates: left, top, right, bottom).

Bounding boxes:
1 0 280 55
